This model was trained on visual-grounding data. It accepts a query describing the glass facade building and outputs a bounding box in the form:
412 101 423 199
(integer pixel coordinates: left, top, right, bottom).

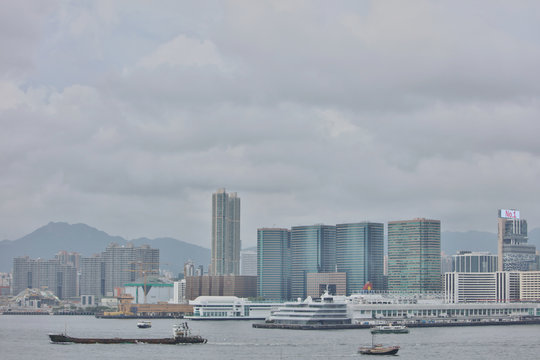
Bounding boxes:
388 218 441 293
336 222 384 294
257 228 291 300
497 210 536 271
290 224 336 299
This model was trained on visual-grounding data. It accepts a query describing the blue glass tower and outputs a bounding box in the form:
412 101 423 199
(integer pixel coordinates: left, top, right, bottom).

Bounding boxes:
336 222 384 294
290 224 336 299
257 228 291 300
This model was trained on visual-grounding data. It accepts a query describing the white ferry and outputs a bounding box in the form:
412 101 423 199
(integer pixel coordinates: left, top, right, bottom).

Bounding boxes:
185 296 282 320
267 291 351 325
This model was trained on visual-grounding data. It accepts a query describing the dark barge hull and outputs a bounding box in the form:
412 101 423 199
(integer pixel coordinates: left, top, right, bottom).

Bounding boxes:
49 334 207 344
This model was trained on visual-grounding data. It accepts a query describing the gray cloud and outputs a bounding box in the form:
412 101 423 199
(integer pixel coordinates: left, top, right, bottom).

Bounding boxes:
1 1 540 248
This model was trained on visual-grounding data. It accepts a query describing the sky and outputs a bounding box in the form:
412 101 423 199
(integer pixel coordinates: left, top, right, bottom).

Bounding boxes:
1 1 540 248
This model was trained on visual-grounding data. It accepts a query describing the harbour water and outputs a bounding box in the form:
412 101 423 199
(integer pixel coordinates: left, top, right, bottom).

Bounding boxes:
1 315 539 359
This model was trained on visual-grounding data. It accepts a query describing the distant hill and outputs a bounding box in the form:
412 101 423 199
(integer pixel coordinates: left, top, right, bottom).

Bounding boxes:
0 222 210 275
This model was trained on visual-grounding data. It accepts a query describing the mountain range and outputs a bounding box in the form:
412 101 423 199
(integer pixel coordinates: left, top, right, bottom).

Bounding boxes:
0 222 210 275
1 222 539 273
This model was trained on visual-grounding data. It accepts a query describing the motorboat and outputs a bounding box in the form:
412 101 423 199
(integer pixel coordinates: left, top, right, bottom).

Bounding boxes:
137 320 152 328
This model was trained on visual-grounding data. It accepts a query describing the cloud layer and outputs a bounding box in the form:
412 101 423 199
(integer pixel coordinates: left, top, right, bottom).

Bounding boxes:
2 1 540 247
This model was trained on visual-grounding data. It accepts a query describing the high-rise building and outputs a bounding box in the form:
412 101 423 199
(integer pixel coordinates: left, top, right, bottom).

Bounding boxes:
102 243 159 297
211 189 241 275
184 261 195 278
184 275 256 300
257 228 291 300
336 222 384 294
388 218 441 293
452 251 498 272
497 209 537 271
12 257 77 299
290 224 336 299
79 255 105 299
240 250 257 276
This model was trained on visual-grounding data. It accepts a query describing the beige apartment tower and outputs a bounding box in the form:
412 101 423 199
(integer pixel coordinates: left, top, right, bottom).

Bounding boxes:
211 189 241 275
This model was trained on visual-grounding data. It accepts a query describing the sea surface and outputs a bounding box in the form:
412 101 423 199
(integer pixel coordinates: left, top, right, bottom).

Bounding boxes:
1 315 539 359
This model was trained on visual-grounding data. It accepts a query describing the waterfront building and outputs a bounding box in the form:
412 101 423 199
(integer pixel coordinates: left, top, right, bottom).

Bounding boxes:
12 257 77 299
290 224 336 299
497 209 536 271
240 250 257 276
336 222 384 293
185 275 257 300
519 271 540 301
348 292 540 323
452 251 498 272
388 218 441 293
211 189 241 275
257 228 291 300
187 296 281 320
444 272 520 303
306 272 346 298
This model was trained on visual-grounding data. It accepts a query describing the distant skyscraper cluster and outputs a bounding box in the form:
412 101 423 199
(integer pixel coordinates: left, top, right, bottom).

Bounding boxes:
257 221 410 300
211 188 241 275
12 244 159 300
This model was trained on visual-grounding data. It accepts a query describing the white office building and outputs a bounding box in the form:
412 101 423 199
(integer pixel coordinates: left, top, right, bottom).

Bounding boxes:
444 272 520 303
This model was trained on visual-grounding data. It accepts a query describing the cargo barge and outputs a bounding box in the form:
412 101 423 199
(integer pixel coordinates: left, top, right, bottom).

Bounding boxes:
48 323 207 344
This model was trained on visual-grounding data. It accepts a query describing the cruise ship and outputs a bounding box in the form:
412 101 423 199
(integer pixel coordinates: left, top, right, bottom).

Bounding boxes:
266 291 351 326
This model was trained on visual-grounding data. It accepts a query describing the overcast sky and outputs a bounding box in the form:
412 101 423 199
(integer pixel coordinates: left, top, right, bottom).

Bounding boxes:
1 1 540 248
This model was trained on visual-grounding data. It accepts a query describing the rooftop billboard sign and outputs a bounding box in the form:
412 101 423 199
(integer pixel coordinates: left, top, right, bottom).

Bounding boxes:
499 209 520 219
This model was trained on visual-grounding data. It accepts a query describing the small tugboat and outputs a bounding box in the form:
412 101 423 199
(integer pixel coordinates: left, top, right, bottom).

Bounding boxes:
48 322 207 344
137 320 152 328
370 324 409 334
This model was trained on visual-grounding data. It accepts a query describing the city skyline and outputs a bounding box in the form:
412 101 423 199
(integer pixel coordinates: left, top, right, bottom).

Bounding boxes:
1 3 540 249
